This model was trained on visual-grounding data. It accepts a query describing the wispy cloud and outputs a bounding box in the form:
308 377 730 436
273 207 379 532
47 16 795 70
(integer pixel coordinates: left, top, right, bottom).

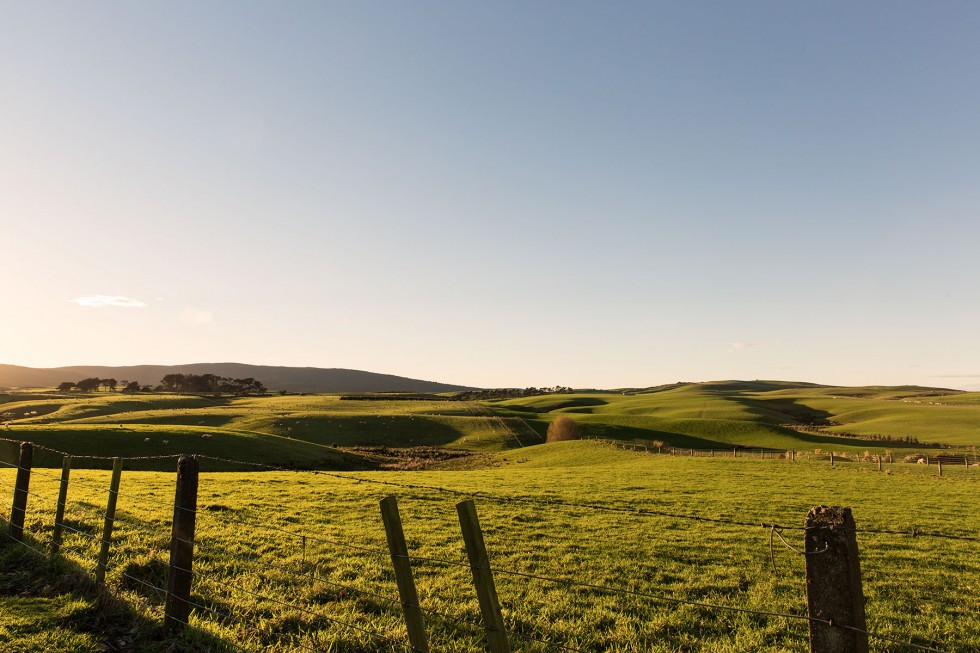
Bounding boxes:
933 374 980 378
726 342 759 354
72 295 147 308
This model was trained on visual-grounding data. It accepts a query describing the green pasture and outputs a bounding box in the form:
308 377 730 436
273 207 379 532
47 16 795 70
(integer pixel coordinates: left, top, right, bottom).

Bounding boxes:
1 382 977 468
1 441 977 652
494 382 979 451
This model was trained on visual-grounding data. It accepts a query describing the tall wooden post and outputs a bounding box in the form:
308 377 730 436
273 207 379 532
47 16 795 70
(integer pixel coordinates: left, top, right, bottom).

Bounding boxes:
456 500 511 653
804 506 868 653
380 496 429 652
166 455 199 633
51 456 72 554
8 442 32 541
95 458 123 585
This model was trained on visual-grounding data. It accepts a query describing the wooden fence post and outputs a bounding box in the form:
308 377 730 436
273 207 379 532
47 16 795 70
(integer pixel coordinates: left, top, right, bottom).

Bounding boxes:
456 500 511 653
166 455 199 634
95 458 123 585
937 459 942 477
733 447 737 458
876 456 882 473
804 506 868 653
380 496 429 652
830 452 834 467
51 456 72 554
8 442 32 541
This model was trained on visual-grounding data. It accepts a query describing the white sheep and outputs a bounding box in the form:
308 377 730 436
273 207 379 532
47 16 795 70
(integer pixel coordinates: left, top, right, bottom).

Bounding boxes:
162 440 169 445
202 434 213 440
144 438 151 443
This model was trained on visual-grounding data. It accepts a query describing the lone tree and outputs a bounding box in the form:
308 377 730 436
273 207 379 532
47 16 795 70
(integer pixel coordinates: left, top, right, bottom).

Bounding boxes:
546 416 583 443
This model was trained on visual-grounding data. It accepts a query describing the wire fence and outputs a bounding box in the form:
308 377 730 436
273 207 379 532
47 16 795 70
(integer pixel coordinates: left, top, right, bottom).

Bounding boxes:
0 437 976 652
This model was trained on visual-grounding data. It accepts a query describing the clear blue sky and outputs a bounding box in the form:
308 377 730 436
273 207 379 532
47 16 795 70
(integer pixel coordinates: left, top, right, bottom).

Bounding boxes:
2 2 979 389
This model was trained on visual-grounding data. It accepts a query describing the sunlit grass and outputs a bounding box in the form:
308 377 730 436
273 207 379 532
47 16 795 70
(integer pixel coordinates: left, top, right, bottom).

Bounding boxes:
2 441 977 652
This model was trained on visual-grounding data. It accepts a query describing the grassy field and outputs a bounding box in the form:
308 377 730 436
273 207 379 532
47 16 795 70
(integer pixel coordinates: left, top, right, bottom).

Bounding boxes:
1 382 978 469
493 381 980 452
2 441 978 652
0 393 521 470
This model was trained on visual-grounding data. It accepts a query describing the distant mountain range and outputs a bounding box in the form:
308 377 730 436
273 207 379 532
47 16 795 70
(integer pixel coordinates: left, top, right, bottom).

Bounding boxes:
0 363 476 393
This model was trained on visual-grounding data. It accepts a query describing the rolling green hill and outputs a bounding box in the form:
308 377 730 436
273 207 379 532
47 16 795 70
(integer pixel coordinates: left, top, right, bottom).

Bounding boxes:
0 380 976 468
492 381 978 451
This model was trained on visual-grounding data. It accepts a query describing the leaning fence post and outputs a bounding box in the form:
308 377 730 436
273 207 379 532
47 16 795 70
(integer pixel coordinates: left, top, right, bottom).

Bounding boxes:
456 499 511 653
51 456 72 554
165 455 200 634
8 442 33 541
380 496 429 652
804 506 868 653
95 458 123 585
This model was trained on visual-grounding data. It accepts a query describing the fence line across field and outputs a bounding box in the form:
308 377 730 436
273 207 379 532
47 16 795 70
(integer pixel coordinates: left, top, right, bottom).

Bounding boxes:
0 439 971 652
3 443 979 543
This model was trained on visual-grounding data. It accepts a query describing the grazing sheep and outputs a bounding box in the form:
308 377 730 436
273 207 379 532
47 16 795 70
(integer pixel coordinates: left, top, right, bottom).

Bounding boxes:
202 434 213 440
144 438 151 443
162 440 169 445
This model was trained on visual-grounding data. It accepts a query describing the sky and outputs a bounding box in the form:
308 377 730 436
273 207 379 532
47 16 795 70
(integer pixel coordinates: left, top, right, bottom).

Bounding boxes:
2 2 979 390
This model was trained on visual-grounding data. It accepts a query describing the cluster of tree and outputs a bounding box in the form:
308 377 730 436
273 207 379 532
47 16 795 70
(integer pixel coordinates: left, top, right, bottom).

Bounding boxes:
455 386 574 401
159 373 266 396
56 373 267 396
58 378 145 393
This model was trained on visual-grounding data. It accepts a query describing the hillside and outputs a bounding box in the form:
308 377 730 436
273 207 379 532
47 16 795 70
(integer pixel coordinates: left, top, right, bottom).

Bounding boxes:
0 380 976 471
494 380 978 449
0 363 476 393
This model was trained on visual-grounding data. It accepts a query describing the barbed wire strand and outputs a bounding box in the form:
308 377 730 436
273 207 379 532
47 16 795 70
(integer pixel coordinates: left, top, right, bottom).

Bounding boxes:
173 563 424 653
192 453 980 543
174 535 397 605
196 509 391 558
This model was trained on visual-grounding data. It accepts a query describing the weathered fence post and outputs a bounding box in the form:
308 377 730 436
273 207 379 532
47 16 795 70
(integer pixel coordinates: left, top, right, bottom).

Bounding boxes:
51 456 72 554
95 457 123 585
937 459 942 477
380 496 429 652
456 500 511 653
8 442 33 541
166 455 199 634
830 452 834 467
804 506 868 653
876 456 882 472
733 447 737 458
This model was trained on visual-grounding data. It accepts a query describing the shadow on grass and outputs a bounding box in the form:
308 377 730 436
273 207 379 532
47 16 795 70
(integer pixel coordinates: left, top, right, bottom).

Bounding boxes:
0 520 235 653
